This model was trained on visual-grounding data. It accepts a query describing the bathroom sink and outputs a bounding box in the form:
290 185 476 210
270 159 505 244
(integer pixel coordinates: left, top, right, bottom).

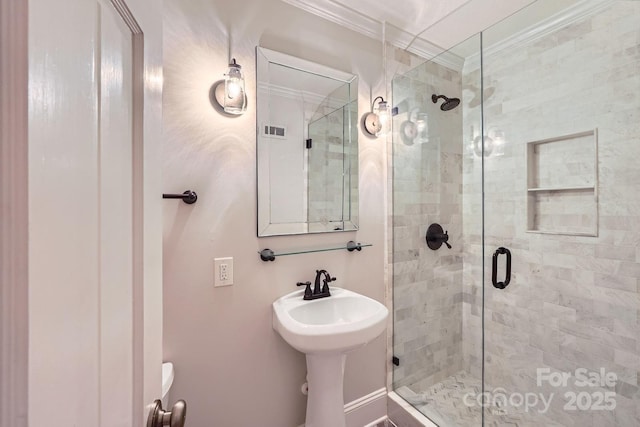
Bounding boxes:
272 287 388 354
273 287 388 427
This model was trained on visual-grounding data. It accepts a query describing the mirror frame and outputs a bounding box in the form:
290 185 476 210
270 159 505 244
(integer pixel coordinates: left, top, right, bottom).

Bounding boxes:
256 46 359 237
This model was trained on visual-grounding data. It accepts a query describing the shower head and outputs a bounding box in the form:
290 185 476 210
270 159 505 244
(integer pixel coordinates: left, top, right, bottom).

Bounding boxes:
432 94 460 111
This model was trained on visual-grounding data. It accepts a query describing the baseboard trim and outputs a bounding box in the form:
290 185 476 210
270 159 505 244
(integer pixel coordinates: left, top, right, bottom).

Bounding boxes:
345 387 387 414
388 391 438 427
297 387 388 427
364 415 389 427
345 387 387 427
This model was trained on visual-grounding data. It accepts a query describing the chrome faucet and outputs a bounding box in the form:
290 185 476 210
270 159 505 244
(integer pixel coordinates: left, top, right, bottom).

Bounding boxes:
296 269 336 300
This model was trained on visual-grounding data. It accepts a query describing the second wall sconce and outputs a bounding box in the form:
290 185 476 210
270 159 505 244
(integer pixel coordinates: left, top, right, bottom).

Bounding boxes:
213 58 247 115
363 96 390 137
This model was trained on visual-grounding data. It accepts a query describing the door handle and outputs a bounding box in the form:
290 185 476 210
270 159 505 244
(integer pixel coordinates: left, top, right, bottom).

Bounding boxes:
147 399 187 427
492 247 511 289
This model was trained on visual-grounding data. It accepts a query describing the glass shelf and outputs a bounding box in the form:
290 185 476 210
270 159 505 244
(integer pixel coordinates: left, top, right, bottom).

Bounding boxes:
259 241 372 261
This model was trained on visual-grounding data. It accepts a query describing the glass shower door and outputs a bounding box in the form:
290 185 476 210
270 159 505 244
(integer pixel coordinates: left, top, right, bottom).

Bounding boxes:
391 34 485 426
481 1 640 426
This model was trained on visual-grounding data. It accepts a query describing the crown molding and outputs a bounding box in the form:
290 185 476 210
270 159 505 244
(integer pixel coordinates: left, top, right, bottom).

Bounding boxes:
283 0 616 73
385 24 465 70
408 42 464 71
464 0 615 71
281 0 464 70
280 0 381 40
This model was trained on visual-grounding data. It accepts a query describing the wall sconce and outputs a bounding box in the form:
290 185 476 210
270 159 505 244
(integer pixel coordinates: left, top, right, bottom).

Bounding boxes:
363 96 390 137
213 58 247 115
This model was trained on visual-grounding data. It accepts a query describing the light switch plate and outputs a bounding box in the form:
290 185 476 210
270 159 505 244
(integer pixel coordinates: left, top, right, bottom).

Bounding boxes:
214 257 233 287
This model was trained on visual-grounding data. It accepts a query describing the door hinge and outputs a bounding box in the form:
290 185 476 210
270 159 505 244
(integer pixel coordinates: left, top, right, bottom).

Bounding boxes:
306 139 312 149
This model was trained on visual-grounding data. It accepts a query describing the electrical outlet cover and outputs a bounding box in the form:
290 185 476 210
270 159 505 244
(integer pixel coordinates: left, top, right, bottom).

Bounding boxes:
214 257 233 287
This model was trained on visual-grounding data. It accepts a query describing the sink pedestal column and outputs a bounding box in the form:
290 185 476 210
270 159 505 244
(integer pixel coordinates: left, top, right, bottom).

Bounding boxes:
305 353 347 427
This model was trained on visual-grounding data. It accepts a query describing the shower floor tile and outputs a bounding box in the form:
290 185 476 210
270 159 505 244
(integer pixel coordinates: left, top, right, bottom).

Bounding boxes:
397 371 562 427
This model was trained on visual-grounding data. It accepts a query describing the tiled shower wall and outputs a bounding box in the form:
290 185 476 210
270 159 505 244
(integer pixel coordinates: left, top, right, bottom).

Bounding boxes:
308 107 346 224
461 2 640 426
307 91 358 229
392 59 466 390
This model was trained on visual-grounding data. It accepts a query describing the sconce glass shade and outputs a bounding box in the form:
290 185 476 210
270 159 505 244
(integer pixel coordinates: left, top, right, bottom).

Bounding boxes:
363 96 390 137
223 58 247 114
376 100 390 136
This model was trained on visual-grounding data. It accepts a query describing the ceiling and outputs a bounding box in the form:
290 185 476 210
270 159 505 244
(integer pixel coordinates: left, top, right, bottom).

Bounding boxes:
279 0 586 60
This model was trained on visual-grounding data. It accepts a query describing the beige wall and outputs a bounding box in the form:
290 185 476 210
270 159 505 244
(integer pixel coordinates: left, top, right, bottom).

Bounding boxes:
162 0 387 425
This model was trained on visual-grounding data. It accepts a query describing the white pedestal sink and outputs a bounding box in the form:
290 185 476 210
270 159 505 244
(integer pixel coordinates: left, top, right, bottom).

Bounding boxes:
272 287 388 427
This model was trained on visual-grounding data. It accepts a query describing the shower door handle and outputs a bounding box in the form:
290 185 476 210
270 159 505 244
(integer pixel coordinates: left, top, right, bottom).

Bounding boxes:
492 247 511 289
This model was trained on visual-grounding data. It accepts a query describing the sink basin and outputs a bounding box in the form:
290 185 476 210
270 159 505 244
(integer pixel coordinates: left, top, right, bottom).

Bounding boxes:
272 287 388 427
272 287 388 354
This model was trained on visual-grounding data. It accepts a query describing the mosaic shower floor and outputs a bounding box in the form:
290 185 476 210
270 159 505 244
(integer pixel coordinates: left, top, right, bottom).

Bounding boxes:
397 371 562 427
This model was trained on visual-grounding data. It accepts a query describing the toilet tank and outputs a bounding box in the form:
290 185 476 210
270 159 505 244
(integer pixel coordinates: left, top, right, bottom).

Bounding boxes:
162 362 175 408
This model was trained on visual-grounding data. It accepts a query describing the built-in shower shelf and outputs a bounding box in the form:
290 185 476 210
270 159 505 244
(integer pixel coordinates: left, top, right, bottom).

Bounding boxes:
526 129 598 237
527 185 594 192
526 230 597 236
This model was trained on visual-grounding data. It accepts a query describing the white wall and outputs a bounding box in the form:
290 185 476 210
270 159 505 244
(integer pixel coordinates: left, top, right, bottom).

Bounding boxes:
162 0 387 425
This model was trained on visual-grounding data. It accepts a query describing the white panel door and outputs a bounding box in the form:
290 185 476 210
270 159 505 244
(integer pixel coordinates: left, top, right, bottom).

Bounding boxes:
27 0 161 426
99 3 135 426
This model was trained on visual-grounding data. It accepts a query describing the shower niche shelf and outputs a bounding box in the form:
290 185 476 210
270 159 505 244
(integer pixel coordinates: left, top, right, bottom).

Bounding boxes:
526 129 598 237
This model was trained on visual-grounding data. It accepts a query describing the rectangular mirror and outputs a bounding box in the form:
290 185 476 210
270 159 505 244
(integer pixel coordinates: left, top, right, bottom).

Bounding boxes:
256 47 359 236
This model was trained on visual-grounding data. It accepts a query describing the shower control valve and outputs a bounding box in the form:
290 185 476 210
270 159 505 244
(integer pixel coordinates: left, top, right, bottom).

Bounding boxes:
426 223 452 250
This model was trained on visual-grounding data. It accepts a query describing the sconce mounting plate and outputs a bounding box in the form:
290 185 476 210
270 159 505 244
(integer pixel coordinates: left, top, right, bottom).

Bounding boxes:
363 112 381 135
